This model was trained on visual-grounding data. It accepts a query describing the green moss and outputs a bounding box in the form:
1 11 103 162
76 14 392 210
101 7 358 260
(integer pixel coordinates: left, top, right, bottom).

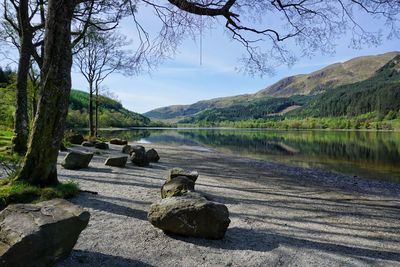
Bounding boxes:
0 180 80 211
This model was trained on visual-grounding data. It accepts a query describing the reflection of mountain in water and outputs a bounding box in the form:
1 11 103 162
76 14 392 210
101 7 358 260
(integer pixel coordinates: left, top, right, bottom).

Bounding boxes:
96 128 400 182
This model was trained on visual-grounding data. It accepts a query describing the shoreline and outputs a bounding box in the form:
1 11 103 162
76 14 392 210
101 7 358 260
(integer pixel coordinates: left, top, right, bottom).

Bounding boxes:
56 143 400 266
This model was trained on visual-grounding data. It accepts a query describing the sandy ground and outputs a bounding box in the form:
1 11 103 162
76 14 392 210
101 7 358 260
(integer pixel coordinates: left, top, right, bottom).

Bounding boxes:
56 143 400 267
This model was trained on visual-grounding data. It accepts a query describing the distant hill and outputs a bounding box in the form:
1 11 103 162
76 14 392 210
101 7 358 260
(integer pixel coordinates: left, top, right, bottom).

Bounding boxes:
182 55 400 124
0 85 151 129
144 52 400 122
67 89 150 128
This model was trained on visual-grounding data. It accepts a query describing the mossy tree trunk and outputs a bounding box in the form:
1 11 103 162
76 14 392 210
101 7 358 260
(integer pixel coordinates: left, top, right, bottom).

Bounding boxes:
13 0 32 154
16 0 76 186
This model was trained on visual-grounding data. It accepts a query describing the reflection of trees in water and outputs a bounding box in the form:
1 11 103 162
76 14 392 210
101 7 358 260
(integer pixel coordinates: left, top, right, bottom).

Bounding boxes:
178 130 400 165
95 129 151 141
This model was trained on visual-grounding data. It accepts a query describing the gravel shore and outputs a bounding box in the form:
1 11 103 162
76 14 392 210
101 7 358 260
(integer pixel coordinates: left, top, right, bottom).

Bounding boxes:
56 143 400 267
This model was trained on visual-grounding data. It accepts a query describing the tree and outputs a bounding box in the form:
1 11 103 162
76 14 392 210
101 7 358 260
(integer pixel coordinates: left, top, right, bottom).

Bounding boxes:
2 0 46 153
13 0 400 186
74 27 137 137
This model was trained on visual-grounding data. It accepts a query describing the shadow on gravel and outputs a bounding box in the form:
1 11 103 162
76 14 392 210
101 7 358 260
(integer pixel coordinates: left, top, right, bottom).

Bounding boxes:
168 227 400 262
75 195 148 221
56 249 154 267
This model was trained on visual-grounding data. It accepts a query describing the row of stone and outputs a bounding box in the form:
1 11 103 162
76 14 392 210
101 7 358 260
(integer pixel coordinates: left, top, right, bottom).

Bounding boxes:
147 168 231 240
61 141 160 170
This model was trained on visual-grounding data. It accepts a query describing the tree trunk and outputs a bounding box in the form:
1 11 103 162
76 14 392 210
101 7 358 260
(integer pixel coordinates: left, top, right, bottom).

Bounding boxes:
13 0 32 154
89 82 94 136
16 0 76 186
95 85 99 137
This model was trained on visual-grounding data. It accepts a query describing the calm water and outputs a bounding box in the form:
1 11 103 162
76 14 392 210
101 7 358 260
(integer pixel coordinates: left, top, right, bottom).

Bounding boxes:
96 128 400 183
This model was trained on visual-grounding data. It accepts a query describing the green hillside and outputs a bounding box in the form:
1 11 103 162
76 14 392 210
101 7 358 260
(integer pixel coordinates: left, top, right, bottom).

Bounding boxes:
181 95 311 124
67 90 150 128
179 55 400 128
0 80 151 129
296 55 400 117
145 52 399 122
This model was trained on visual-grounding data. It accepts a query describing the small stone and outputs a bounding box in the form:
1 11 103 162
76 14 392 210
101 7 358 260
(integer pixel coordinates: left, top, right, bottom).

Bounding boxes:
146 148 160 163
122 145 132 154
161 176 195 199
167 167 199 183
81 141 94 147
95 142 109 150
61 151 93 170
67 134 84 145
105 156 128 167
110 138 128 145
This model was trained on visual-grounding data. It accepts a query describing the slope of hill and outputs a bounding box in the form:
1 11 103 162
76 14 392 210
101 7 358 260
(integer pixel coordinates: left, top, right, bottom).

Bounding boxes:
0 85 151 129
67 89 150 128
295 55 400 117
257 51 400 97
181 55 400 126
144 52 399 121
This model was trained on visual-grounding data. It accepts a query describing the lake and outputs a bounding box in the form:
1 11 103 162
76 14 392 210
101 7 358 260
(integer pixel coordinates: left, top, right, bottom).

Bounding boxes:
96 128 400 183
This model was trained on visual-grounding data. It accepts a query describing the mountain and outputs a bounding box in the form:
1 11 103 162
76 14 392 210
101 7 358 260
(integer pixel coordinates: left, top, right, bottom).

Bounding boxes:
67 89 150 128
182 55 400 124
144 52 400 122
296 55 400 117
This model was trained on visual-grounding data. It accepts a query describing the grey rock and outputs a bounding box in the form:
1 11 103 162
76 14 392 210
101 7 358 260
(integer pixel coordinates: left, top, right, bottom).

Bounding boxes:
95 142 109 150
110 138 128 145
167 167 199 183
67 134 84 145
130 145 145 155
105 156 128 167
146 148 160 163
0 199 90 267
148 192 230 239
122 145 132 154
130 151 149 167
161 176 195 199
61 151 93 170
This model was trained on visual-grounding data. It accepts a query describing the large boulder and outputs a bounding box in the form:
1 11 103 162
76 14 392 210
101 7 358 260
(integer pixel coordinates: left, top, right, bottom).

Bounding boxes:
130 151 149 167
110 138 128 145
105 156 128 167
161 176 195 199
67 134 84 145
148 192 230 239
61 151 93 170
167 167 199 183
122 144 132 154
146 148 160 163
0 199 90 267
95 142 109 150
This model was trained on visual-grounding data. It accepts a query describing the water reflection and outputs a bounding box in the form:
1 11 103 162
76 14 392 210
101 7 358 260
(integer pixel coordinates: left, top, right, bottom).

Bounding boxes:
95 128 400 183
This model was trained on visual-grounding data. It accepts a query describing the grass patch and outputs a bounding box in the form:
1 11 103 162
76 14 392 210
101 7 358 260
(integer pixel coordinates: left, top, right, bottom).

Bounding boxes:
0 180 80 211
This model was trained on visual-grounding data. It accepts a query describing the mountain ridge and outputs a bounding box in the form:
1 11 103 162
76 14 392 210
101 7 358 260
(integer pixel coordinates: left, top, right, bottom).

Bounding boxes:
144 51 400 122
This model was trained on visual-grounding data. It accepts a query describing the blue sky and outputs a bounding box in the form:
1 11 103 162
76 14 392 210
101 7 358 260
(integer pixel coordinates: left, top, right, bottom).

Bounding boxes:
69 5 400 114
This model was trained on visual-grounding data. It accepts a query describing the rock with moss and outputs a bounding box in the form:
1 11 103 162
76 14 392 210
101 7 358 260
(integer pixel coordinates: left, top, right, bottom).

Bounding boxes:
122 144 132 154
167 167 199 183
146 148 160 163
61 151 93 170
148 192 230 239
67 134 84 145
161 176 195 199
0 199 90 267
105 156 128 167
110 138 128 145
94 142 109 150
